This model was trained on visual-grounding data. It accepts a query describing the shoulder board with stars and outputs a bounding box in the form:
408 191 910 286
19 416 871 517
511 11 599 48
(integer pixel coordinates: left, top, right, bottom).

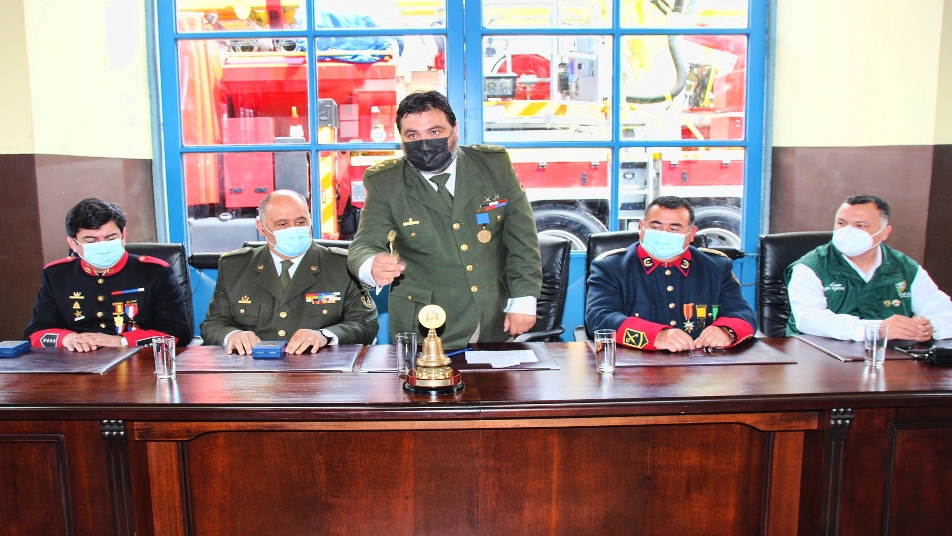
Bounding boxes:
221 247 253 258
698 247 729 259
470 144 506 153
327 247 348 257
594 248 627 262
365 158 401 176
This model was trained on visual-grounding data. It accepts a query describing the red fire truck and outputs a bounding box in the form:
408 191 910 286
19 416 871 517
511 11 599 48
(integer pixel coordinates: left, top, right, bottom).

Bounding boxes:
176 1 748 252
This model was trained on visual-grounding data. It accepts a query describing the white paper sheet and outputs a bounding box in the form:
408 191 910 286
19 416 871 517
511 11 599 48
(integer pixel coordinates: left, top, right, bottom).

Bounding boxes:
464 350 538 368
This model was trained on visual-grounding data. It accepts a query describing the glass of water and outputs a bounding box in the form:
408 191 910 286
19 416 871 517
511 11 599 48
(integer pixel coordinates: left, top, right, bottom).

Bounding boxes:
864 323 888 368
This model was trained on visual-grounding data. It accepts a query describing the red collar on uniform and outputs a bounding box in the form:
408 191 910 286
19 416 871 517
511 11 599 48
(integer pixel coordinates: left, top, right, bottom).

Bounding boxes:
637 244 691 276
80 251 129 277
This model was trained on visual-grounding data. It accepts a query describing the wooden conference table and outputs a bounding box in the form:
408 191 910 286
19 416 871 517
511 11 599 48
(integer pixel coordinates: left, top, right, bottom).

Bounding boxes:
1 338 952 536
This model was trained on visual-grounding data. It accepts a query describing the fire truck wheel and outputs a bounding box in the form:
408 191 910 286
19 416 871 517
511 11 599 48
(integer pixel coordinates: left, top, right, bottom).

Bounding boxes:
533 206 608 251
694 205 742 249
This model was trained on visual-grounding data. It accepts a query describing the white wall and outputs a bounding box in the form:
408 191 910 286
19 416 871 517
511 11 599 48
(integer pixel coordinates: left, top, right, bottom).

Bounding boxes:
0 0 35 154
22 0 153 159
773 0 944 147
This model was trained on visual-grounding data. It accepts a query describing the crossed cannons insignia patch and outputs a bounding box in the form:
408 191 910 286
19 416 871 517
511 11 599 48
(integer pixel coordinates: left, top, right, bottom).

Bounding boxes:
623 328 648 349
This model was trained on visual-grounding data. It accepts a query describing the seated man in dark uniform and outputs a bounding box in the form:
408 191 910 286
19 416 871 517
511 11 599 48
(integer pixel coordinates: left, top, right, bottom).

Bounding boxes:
201 190 378 355
585 196 756 352
24 198 193 351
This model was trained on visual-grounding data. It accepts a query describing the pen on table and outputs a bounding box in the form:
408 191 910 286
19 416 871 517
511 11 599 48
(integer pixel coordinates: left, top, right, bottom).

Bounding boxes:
445 347 472 357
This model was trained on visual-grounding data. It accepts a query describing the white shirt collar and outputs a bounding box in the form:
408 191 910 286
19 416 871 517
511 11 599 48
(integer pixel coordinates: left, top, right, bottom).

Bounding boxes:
420 158 459 196
841 244 883 283
269 249 304 278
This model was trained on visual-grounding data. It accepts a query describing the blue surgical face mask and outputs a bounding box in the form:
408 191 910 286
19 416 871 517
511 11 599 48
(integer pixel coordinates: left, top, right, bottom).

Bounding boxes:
79 238 125 269
641 228 689 260
265 224 312 257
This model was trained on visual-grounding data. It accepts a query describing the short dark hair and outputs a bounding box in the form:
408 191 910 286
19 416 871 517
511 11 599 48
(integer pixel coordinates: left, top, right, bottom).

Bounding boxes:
645 196 696 226
396 91 456 132
65 198 127 238
844 194 890 222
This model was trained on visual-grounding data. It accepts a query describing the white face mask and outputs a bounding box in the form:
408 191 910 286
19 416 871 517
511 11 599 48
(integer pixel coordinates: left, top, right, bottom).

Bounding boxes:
832 225 883 257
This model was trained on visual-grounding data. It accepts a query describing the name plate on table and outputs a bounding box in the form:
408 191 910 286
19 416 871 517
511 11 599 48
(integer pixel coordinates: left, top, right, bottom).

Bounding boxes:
252 341 287 359
608 338 796 367
358 342 559 372
0 347 141 374
795 334 952 362
175 344 362 372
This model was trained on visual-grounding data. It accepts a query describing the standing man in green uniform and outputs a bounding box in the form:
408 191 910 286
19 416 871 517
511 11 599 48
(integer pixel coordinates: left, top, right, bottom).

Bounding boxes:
201 190 378 354
347 91 542 349
785 194 952 341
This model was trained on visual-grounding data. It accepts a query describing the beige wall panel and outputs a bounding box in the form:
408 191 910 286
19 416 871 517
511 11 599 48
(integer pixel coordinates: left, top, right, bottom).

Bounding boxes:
23 0 153 159
935 0 952 143
0 0 35 154
773 0 943 148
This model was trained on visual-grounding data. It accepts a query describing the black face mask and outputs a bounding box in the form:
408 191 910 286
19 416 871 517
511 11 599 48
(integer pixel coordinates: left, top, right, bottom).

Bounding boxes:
403 137 454 173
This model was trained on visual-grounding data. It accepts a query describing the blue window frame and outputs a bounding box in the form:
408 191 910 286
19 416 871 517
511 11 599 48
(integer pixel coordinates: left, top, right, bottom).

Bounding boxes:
153 1 770 337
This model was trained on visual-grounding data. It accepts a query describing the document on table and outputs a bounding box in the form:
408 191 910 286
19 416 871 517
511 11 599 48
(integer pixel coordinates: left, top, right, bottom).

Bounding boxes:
465 350 538 369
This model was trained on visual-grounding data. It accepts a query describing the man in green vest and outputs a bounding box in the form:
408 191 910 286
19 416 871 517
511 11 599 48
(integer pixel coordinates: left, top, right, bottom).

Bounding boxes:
347 91 542 349
201 190 378 354
785 194 952 341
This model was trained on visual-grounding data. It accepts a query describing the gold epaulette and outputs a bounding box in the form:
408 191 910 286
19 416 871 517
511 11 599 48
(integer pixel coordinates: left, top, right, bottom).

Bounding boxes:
469 144 506 153
221 247 253 257
365 158 401 176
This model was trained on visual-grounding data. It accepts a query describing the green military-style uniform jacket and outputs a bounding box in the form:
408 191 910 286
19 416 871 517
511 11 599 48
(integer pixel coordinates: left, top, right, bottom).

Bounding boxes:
784 243 919 335
347 145 542 349
201 243 378 345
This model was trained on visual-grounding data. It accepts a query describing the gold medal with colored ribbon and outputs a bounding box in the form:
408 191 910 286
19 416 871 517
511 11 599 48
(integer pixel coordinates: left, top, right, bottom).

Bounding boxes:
683 303 695 333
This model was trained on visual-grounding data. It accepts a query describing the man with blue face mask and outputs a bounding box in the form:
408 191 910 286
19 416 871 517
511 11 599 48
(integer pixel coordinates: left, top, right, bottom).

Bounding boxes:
24 198 193 351
586 196 756 352
201 190 378 354
786 194 952 341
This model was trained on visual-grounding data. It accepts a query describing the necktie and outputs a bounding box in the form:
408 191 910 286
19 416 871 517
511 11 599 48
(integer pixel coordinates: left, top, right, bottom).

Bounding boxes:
280 260 293 292
430 173 454 208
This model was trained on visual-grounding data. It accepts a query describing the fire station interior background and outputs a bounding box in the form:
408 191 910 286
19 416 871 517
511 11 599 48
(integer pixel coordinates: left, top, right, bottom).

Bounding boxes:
3 0 952 342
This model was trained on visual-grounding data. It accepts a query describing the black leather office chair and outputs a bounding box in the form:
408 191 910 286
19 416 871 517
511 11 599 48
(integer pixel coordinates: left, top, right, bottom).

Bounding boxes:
575 230 745 341
124 243 196 342
240 239 351 250
756 231 832 337
514 234 572 342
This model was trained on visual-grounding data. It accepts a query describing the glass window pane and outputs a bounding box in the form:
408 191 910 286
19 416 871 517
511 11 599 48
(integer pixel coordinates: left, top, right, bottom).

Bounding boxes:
315 35 446 143
483 0 611 29
508 147 611 250
618 146 743 248
315 1 445 30
185 151 311 253
178 39 311 145
620 34 747 142
176 0 307 32
483 35 612 143
320 150 401 239
620 0 748 29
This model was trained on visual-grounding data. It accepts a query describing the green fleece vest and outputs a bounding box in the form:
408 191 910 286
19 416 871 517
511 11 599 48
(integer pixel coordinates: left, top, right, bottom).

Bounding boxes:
784 243 919 335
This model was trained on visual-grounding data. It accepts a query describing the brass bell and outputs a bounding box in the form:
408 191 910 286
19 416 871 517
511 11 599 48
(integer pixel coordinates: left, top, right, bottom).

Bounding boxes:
418 328 451 368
